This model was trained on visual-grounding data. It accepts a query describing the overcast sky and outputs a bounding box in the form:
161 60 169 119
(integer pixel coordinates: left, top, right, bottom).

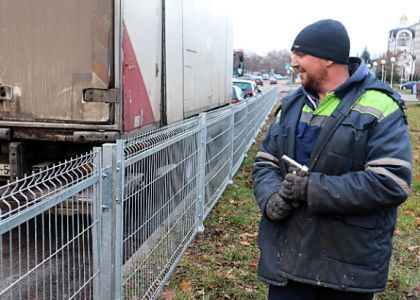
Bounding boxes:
229 0 420 58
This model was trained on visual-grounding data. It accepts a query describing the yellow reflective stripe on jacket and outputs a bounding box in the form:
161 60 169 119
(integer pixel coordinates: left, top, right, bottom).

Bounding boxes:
277 109 282 122
353 90 399 121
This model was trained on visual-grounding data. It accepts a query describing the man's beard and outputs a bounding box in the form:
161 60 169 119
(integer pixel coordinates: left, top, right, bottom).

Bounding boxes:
301 68 327 93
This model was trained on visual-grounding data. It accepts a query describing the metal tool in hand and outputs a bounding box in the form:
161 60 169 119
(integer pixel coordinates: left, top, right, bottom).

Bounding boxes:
281 155 309 176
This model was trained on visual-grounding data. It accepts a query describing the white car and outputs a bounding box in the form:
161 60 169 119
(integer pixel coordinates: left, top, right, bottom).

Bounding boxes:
231 85 245 103
232 79 260 98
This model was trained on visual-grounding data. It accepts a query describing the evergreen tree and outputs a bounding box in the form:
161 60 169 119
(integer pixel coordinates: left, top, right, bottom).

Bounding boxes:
361 47 372 65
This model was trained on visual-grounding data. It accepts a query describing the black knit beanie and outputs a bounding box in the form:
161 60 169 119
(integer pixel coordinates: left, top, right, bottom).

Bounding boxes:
291 19 350 64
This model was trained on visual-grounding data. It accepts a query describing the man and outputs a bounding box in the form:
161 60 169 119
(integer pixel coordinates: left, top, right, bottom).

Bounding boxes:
252 19 412 299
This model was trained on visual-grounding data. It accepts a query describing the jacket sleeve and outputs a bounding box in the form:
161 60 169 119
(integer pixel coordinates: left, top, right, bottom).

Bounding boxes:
252 120 286 213
307 109 412 214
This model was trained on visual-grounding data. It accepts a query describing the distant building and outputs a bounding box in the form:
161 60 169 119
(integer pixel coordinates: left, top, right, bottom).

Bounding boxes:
387 15 420 81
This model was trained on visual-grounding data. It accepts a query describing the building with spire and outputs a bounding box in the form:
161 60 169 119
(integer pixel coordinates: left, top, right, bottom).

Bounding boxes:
387 15 420 82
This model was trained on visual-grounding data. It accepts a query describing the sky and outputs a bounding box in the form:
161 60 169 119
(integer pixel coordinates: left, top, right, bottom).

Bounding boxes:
229 0 420 59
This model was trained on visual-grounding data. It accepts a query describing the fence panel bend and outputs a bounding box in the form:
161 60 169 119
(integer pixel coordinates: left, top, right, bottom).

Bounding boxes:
0 149 102 300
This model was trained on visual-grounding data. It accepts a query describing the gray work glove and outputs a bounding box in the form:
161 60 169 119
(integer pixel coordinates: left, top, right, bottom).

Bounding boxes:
265 192 293 221
279 172 309 207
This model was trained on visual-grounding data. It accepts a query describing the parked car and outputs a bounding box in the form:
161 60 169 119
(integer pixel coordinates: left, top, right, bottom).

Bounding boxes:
399 81 418 91
254 75 264 86
240 75 255 81
269 77 277 85
232 79 260 98
275 74 287 80
231 85 244 104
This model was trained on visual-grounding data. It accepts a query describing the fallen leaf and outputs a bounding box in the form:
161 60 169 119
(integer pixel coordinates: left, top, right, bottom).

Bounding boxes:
239 269 248 276
245 283 256 292
161 289 176 300
181 279 191 292
239 232 257 239
222 233 230 239
248 261 258 270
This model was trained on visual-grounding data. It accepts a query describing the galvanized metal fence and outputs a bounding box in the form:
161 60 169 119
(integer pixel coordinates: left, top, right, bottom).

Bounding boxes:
0 150 102 300
0 88 278 299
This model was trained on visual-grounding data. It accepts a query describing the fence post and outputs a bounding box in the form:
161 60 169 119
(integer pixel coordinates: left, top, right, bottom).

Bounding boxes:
244 99 250 157
196 112 207 233
228 107 235 183
114 140 125 300
92 147 102 299
99 142 124 300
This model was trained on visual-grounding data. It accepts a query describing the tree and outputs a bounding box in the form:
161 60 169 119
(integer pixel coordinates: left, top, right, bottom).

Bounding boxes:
360 47 372 65
243 52 262 73
242 50 291 75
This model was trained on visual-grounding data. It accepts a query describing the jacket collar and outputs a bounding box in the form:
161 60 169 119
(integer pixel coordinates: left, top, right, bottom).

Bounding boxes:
333 57 369 99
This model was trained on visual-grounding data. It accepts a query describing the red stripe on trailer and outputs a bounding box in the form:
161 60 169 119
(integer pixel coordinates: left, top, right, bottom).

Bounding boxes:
122 23 155 132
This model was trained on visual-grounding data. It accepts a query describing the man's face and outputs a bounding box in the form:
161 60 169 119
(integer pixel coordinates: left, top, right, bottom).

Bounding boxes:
290 51 328 92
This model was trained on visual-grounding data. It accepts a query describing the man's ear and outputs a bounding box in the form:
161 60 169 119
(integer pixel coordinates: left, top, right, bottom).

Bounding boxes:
324 59 335 67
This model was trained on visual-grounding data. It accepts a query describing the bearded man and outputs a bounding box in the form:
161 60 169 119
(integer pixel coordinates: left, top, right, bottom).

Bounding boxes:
252 19 412 300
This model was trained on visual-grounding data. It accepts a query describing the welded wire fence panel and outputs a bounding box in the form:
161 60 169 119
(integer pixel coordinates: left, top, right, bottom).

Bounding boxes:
232 102 249 173
231 89 277 174
203 110 233 216
0 88 278 300
246 89 278 150
0 150 101 300
245 97 261 148
121 120 201 299
119 88 278 299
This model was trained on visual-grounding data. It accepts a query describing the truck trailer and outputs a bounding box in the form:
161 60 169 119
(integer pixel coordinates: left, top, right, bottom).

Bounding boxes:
0 0 233 179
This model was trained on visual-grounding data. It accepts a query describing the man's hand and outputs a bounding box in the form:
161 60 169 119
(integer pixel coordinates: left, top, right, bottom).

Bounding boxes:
265 192 293 221
279 172 308 207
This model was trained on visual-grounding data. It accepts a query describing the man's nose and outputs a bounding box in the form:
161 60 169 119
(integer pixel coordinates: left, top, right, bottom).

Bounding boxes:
290 55 299 68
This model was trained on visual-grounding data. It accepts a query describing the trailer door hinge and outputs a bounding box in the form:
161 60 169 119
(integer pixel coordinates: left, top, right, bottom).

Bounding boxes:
83 88 119 103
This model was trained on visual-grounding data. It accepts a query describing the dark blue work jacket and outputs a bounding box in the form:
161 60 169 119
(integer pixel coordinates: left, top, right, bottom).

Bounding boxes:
252 58 412 292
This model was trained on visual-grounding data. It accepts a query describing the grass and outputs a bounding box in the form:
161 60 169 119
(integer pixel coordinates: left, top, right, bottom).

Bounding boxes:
159 101 420 300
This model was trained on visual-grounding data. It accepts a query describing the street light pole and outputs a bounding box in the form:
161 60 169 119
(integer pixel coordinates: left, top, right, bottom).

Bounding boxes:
373 61 378 78
366 63 372 75
381 59 386 82
390 57 396 87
